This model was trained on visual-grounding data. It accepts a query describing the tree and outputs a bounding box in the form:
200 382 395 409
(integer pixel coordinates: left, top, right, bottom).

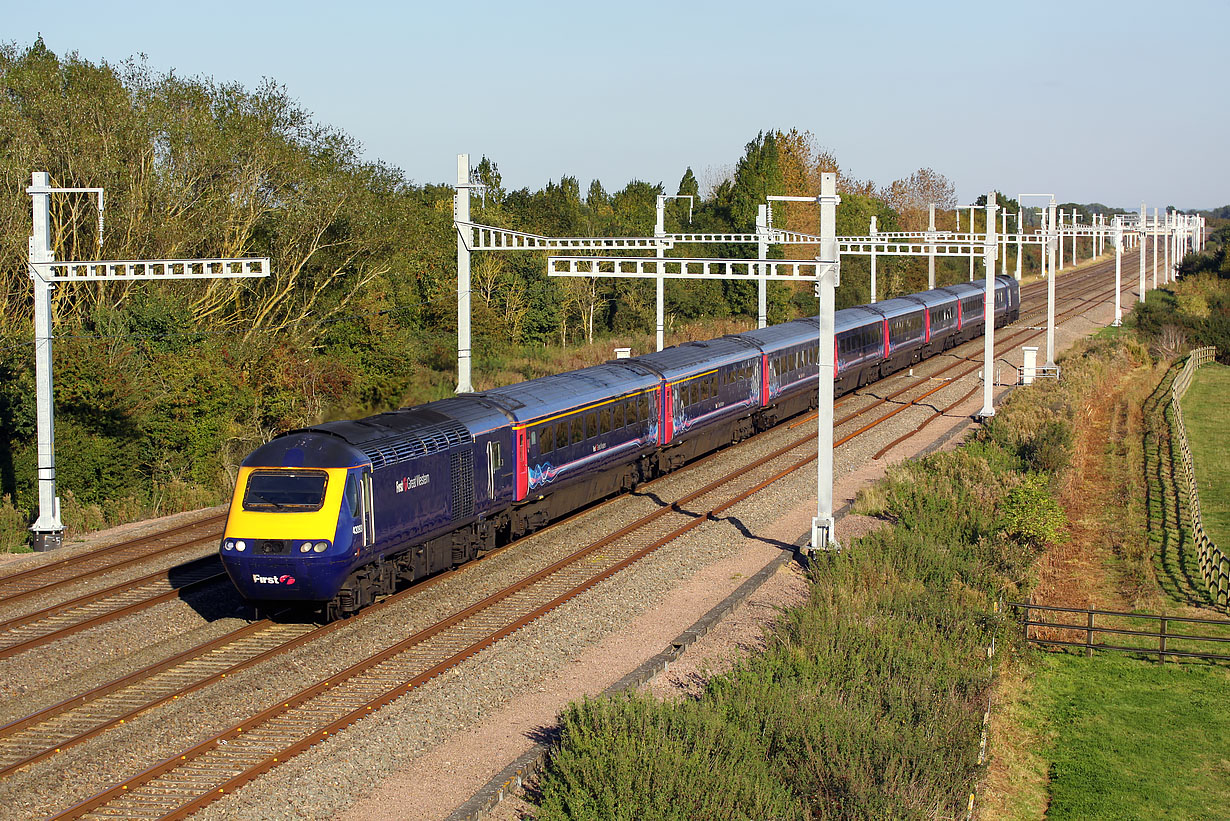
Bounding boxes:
881 168 957 231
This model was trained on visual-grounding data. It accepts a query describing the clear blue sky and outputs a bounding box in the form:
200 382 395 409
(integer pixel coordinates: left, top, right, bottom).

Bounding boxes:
7 0 1227 210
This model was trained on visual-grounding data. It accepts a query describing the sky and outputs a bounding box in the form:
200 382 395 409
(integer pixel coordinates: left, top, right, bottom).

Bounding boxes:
5 0 1227 211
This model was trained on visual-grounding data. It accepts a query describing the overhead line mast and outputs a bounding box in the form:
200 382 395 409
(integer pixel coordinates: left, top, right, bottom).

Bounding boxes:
26 172 270 551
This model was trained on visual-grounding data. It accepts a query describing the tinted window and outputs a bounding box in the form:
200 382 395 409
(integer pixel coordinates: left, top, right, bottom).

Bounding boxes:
243 471 328 511
600 408 611 434
541 424 555 453
571 416 584 445
345 472 361 517
613 402 625 429
586 413 598 439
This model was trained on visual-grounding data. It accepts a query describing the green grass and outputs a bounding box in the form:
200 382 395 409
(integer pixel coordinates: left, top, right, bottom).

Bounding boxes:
1181 363 1230 551
1024 652 1230 820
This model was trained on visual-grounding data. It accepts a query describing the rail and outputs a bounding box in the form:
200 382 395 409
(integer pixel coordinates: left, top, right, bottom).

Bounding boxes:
1169 346 1226 608
1011 601 1230 662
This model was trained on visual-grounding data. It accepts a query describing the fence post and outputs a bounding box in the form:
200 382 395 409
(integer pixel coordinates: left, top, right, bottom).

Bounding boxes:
1086 610 1095 657
1159 617 1168 663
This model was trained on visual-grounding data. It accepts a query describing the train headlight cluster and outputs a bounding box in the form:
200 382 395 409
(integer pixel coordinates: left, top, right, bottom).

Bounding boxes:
222 539 247 552
298 541 330 553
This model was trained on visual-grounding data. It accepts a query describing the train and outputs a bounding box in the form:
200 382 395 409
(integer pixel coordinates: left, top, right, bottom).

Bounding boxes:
219 276 1020 619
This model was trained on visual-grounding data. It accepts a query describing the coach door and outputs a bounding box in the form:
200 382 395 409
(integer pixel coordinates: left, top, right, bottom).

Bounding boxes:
361 469 375 548
487 439 504 500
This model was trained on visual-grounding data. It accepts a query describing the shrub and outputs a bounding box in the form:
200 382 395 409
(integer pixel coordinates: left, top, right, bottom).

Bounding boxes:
997 473 1068 548
1019 419 1074 476
0 495 30 553
537 694 802 821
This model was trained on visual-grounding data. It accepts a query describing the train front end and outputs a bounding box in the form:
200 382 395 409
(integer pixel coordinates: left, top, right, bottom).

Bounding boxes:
220 433 369 606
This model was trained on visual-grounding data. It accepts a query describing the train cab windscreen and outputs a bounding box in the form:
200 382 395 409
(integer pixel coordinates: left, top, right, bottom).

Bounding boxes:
243 471 328 511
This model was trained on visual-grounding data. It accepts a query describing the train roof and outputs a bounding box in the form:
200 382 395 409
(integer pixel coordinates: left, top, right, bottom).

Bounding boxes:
835 306 886 332
909 287 961 309
474 362 660 425
867 296 926 320
241 429 369 470
300 408 474 471
420 396 515 438
728 319 820 351
630 336 760 382
940 277 1013 302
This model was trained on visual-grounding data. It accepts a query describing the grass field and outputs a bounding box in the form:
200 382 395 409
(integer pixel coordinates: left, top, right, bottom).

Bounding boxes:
1022 651 1230 820
1181 362 1230 551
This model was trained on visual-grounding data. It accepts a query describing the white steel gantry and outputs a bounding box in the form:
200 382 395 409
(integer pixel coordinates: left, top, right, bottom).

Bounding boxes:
26 172 270 551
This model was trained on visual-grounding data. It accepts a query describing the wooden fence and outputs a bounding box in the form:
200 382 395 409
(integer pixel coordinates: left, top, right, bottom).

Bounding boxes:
1012 601 1230 662
1169 346 1227 608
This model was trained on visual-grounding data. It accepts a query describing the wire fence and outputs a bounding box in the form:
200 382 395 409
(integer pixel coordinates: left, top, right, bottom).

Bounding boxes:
1169 346 1227 608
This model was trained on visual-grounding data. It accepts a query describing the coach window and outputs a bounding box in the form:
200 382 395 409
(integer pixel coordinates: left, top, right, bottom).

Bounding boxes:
600 408 611 434
345 472 361 518
541 425 555 454
613 402 625 429
571 415 584 446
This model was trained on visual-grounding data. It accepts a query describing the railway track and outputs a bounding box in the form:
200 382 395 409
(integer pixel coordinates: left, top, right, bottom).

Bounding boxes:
30 255 1144 819
0 516 225 612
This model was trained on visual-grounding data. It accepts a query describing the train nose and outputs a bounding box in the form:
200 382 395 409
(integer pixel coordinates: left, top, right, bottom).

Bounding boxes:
219 548 348 602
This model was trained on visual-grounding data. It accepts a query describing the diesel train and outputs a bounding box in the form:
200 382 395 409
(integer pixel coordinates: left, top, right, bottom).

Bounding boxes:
220 276 1020 619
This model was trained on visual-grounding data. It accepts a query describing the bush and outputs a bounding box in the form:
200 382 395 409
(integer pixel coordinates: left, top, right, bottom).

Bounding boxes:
997 473 1068 548
537 694 802 821
1019 419 1074 475
0 495 30 552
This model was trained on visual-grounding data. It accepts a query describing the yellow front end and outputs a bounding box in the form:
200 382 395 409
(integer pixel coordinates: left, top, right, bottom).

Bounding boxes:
223 466 350 541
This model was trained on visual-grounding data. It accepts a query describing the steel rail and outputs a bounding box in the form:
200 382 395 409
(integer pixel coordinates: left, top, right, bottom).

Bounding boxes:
0 410 790 776
0 570 227 662
0 556 222 639
0 398 801 777
45 261 1122 815
0 518 224 607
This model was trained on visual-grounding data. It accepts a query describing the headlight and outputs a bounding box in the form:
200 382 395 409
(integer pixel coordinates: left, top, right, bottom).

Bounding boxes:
235 540 246 552
299 542 313 553
313 542 328 553
223 540 234 551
